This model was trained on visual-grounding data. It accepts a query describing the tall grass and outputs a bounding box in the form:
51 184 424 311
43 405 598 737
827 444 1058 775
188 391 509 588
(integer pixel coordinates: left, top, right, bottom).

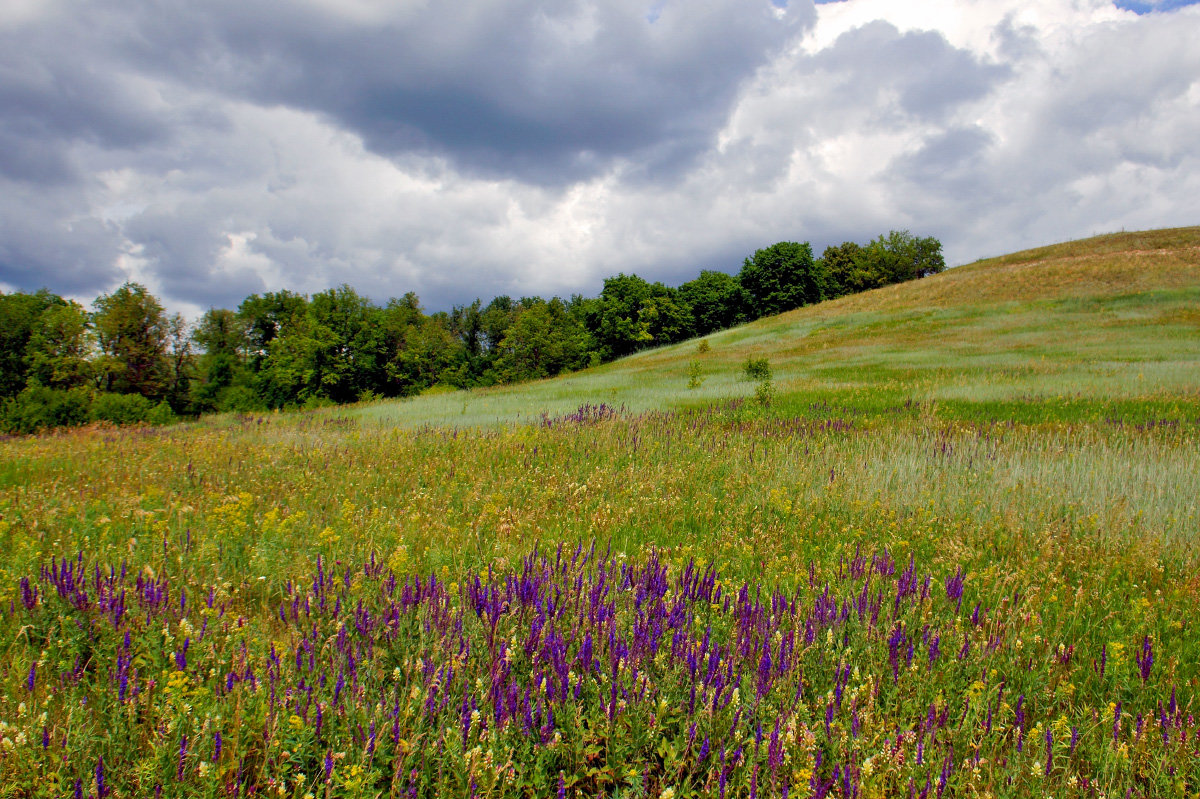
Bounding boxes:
1 228 1198 797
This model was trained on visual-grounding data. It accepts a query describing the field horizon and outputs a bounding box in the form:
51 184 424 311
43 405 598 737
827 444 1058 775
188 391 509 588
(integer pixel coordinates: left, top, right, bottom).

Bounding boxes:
1 226 1198 797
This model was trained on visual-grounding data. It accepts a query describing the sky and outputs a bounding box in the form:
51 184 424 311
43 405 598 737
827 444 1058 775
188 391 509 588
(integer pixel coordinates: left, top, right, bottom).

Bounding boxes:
2 0 1199 318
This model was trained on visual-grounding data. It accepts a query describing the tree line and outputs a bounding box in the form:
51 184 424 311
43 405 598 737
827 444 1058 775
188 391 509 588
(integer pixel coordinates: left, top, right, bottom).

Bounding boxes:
0 231 943 433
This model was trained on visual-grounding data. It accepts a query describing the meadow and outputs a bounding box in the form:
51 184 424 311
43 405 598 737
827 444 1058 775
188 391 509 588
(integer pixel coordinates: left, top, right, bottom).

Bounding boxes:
0 228 1198 798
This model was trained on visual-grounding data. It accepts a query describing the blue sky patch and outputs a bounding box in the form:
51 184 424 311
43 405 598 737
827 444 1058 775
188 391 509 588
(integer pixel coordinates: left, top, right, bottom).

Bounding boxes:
1115 0 1200 12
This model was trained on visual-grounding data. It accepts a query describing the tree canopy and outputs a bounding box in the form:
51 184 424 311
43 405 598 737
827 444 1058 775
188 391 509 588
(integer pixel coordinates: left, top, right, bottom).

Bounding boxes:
738 241 825 319
1 230 944 432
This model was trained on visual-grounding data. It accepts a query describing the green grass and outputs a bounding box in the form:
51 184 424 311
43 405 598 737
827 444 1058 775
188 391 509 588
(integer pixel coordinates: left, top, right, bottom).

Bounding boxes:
0 227 1198 798
346 226 1200 430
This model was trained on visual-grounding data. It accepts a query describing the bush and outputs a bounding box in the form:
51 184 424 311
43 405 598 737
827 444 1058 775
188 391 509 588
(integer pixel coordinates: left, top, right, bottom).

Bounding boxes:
90 392 154 425
743 357 771 381
754 378 775 408
146 401 176 426
687 360 704 390
301 394 337 410
0 384 93 434
218 385 268 413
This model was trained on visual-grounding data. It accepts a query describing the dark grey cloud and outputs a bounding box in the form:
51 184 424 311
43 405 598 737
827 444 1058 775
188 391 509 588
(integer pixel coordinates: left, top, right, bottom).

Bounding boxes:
1 0 1198 318
83 0 813 185
0 183 124 294
0 25 170 184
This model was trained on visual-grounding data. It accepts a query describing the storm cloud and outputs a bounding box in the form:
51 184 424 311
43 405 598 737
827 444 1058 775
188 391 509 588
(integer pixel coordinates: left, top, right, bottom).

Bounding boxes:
1 0 1198 316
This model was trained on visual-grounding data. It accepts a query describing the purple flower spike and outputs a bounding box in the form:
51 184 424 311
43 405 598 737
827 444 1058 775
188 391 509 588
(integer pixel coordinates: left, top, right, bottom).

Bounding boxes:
1136 636 1154 683
944 567 965 610
95 756 107 799
25 662 35 693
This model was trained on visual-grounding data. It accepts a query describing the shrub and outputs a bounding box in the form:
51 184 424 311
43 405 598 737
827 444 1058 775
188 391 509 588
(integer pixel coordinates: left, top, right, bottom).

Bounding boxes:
0 384 92 434
145 400 177 426
687 360 705 389
218 385 268 413
743 357 771 381
754 378 775 408
90 392 154 425
301 394 337 410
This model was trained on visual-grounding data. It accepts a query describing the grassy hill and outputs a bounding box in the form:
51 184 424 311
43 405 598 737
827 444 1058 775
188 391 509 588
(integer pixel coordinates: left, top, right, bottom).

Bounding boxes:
352 226 1200 428
0 227 1197 797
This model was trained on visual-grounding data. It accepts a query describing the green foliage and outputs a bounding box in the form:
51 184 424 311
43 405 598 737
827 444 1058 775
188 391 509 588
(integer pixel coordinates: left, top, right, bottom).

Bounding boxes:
824 231 945 296
146 400 177 426
738 241 825 318
306 284 390 403
820 240 865 299
696 338 711 354
678 269 747 335
494 298 591 383
753 376 774 407
2 229 948 431
686 360 704 389
237 290 307 369
254 315 338 408
89 391 155 425
589 273 692 359
0 384 92 434
217 384 268 413
92 282 171 398
0 289 66 397
742 357 771 381
192 308 248 411
24 300 93 390
389 314 462 396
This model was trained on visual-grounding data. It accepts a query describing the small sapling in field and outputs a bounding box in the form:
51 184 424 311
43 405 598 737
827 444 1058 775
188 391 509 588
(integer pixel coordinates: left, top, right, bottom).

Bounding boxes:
743 357 770 382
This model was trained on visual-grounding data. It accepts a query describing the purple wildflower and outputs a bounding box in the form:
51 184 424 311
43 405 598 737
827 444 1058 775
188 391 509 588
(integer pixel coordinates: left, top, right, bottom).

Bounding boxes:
96 756 107 799
1136 636 1154 683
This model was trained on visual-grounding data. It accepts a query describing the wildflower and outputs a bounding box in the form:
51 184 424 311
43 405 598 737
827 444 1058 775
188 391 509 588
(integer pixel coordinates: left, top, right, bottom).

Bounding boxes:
1136 636 1154 682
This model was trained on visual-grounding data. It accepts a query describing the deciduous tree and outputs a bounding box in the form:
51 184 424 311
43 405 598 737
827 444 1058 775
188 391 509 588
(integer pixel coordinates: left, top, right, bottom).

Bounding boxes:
92 282 170 398
738 241 825 319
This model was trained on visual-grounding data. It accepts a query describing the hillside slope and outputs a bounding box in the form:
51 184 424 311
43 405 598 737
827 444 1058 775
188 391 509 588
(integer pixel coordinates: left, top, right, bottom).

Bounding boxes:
354 226 1200 427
